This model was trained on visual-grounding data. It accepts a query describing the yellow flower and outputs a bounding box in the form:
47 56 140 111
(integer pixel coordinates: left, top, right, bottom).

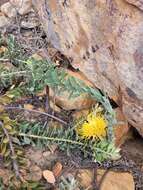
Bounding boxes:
77 112 107 139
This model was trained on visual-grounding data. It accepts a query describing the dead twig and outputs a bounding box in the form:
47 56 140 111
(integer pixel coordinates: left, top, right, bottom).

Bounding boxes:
5 106 67 125
45 85 50 112
0 121 20 179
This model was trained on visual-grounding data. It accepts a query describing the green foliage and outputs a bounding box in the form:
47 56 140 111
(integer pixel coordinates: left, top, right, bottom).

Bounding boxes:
0 34 120 170
1 56 116 139
3 34 27 66
0 178 5 190
17 122 120 163
0 35 116 136
92 139 120 162
25 58 57 93
0 34 28 91
25 58 116 140
59 175 80 190
0 114 26 167
19 181 45 190
0 177 45 190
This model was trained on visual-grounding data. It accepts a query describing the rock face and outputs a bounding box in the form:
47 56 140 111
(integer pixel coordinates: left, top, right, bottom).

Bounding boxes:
0 0 32 17
114 108 129 146
1 2 17 17
0 0 9 7
0 13 10 27
10 0 32 15
125 0 143 10
33 0 143 136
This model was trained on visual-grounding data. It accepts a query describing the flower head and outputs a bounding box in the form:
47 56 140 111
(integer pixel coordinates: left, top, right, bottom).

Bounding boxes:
76 112 107 139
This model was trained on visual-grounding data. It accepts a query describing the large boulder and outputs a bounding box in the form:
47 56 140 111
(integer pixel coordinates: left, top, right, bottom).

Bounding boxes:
32 0 143 136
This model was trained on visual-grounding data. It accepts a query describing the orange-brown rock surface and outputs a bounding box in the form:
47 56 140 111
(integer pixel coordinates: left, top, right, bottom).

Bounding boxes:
77 169 135 190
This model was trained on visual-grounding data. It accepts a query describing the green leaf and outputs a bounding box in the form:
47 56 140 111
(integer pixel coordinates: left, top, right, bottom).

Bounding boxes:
1 144 7 155
3 137 9 144
4 150 10 157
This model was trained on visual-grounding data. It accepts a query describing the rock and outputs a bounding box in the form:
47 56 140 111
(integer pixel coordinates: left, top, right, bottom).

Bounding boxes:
0 0 9 7
49 89 94 110
97 170 135 190
125 0 143 10
43 170 56 184
72 109 90 119
49 70 96 110
0 14 10 27
10 0 32 15
77 169 93 189
0 2 17 18
114 108 130 146
33 0 143 137
77 169 135 190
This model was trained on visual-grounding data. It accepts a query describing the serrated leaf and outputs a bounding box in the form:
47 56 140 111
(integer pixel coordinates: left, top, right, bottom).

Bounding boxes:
1 144 7 155
29 182 41 188
4 125 12 130
9 130 16 135
12 137 21 145
0 96 12 104
4 150 10 157
16 150 23 155
11 155 17 159
4 160 11 167
23 137 31 144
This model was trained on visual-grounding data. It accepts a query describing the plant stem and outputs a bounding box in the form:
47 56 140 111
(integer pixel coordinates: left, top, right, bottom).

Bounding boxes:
5 106 67 125
0 71 28 77
18 133 83 145
0 58 27 64
0 121 20 179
